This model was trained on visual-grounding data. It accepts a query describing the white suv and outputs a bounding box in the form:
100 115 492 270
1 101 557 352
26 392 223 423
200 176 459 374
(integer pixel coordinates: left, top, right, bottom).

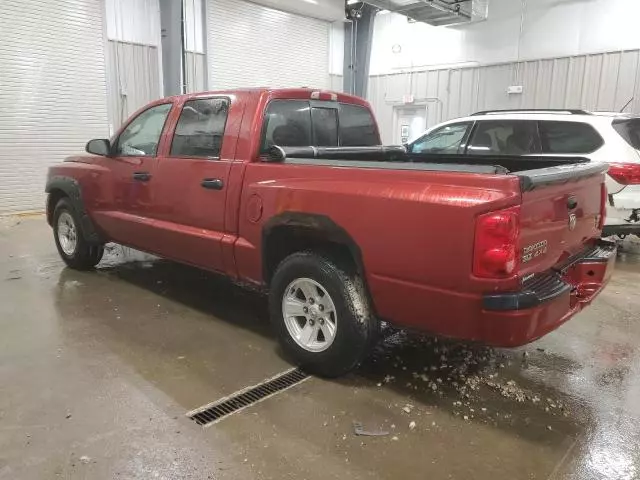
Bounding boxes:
408 110 640 237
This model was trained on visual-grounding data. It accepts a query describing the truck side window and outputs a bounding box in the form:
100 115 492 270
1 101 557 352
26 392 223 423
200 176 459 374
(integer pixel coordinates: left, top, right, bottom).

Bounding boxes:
467 121 537 155
311 108 338 146
411 122 470 154
539 121 603 154
115 103 172 157
339 104 379 146
262 100 312 151
170 98 230 158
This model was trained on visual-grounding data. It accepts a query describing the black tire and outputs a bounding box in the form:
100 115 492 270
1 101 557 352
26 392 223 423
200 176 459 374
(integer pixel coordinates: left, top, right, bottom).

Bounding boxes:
52 198 104 270
269 252 379 377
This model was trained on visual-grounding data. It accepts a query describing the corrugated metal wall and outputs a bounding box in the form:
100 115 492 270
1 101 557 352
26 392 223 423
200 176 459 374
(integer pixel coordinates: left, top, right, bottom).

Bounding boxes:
0 0 109 213
105 0 162 131
368 50 640 143
106 42 162 128
185 52 208 93
330 75 344 92
206 0 330 89
184 0 207 93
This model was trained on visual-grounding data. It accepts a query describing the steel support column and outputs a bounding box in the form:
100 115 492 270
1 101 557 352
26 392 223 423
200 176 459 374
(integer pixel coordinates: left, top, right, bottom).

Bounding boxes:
343 2 376 98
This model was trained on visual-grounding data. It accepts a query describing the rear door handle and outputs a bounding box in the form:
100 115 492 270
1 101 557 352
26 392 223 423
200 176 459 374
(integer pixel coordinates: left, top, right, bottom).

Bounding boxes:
201 178 224 190
132 172 152 182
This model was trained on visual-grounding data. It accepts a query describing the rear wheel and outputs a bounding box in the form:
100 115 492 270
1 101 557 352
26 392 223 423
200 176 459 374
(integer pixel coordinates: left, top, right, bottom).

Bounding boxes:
53 198 104 270
269 252 379 377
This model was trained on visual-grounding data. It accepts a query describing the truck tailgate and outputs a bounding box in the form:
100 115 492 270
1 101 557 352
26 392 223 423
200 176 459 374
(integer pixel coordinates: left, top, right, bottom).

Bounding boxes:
517 162 608 277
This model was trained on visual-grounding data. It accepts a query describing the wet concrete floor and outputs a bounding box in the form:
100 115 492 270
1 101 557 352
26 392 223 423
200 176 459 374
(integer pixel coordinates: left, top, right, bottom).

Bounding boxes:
1 215 640 479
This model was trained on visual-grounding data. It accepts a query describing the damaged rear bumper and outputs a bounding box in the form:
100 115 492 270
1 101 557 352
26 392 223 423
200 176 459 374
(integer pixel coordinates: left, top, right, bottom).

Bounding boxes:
479 240 617 346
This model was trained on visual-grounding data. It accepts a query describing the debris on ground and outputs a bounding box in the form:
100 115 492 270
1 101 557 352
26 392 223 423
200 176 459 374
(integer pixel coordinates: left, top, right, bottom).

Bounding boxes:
353 422 389 437
368 332 570 423
391 436 399 441
402 404 414 414
409 421 416 430
79 456 91 464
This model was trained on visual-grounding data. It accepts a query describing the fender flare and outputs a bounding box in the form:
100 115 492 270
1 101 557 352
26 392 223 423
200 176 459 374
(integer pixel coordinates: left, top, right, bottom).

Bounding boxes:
45 176 103 244
262 211 366 282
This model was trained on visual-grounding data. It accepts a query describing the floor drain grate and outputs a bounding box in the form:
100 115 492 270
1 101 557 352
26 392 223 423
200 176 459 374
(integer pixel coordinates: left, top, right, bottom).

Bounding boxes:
186 368 310 426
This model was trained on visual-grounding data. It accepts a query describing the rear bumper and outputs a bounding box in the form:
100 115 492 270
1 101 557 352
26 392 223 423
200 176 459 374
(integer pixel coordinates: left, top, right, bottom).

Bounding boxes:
603 194 640 235
478 241 616 346
602 223 640 236
369 242 617 348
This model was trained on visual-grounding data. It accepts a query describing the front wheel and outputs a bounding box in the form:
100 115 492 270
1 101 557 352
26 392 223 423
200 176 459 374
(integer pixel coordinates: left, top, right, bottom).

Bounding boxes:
53 198 104 270
269 252 379 377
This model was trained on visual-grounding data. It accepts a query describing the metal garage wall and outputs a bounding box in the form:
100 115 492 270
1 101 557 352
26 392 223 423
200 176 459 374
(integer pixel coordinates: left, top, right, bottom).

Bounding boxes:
185 52 208 93
184 0 207 93
369 50 640 143
206 0 330 89
0 0 109 213
106 42 161 128
105 0 162 131
330 75 344 92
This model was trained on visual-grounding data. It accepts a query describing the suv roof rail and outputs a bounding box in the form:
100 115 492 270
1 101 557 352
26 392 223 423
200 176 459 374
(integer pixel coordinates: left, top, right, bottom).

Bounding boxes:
471 109 591 116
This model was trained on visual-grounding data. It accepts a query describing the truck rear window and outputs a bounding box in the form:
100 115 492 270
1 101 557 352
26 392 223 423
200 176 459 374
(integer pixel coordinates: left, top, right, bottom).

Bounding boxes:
261 100 379 151
339 104 379 146
613 118 640 149
262 100 312 150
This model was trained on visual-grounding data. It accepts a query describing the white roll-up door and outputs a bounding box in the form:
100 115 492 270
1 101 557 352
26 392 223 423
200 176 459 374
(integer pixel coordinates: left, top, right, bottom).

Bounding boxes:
0 0 109 213
206 0 330 89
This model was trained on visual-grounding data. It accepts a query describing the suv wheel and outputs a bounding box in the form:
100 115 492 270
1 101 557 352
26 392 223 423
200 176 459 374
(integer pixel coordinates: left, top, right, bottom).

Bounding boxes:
53 198 104 270
269 252 379 377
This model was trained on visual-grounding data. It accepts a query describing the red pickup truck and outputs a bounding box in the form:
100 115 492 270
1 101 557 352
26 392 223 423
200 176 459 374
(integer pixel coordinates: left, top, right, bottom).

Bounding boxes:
46 88 616 376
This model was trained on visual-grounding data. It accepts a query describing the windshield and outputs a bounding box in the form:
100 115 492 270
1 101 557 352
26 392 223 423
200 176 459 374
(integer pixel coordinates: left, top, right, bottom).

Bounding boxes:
410 122 471 154
613 118 640 149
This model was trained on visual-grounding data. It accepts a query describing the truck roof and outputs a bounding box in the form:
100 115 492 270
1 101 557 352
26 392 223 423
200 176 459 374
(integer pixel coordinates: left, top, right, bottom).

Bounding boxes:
162 87 371 108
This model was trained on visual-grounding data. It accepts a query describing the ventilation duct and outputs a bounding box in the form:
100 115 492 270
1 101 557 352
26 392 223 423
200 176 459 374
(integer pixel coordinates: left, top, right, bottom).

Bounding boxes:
363 0 488 26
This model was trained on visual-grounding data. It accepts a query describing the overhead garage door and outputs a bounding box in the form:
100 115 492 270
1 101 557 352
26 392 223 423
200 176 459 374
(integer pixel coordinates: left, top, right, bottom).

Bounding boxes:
207 0 330 89
0 0 109 213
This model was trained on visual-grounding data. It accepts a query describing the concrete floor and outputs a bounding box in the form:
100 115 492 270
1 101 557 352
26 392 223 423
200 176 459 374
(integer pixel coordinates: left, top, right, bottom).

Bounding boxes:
1 216 640 480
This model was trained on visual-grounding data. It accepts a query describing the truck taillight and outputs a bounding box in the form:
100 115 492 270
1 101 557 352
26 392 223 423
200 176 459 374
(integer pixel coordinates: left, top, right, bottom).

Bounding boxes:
473 206 520 279
607 163 640 185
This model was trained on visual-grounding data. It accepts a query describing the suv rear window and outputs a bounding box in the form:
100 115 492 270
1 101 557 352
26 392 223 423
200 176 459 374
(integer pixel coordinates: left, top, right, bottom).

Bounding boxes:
613 118 640 149
539 121 603 154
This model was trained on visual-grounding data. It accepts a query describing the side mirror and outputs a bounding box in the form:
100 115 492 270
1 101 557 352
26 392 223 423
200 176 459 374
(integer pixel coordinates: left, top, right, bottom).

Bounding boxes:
86 139 111 156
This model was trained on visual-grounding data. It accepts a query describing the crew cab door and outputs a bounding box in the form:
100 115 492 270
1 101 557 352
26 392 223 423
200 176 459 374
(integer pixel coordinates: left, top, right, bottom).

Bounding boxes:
91 102 173 250
149 95 241 272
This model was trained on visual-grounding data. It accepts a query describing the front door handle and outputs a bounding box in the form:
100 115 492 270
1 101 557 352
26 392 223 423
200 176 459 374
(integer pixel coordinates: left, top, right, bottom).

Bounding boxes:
132 172 152 182
201 178 224 190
